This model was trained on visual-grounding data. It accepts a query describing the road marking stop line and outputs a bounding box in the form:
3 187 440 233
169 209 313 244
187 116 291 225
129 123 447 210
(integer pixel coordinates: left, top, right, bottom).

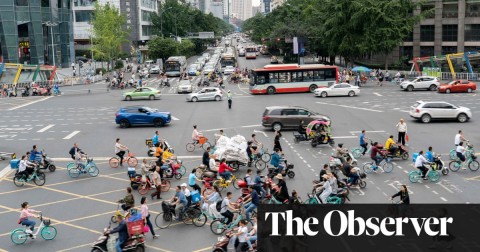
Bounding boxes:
63 131 80 139
37 124 55 132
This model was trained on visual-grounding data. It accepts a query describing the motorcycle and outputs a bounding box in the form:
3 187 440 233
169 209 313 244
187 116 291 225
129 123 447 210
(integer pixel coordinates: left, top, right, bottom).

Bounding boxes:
267 159 295 179
293 131 309 143
52 86 61 96
32 151 56 172
7 87 17 97
385 144 409 160
91 224 145 252
212 230 256 252
21 87 30 97
145 138 174 157
432 154 448 175
340 168 367 188
311 132 335 147
329 151 358 172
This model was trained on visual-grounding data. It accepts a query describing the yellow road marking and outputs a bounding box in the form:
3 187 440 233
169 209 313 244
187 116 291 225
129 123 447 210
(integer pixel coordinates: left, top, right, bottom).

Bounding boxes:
56 242 92 252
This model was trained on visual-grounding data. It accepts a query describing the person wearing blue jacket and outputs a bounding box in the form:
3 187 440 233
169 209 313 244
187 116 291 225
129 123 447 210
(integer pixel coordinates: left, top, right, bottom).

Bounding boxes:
270 148 285 173
29 145 42 165
425 146 434 162
107 215 129 252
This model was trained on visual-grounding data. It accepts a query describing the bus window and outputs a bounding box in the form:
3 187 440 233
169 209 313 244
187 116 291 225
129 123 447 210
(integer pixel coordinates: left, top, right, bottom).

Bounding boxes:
269 72 278 83
292 72 302 82
325 69 336 81
257 75 266 84
303 71 313 81
313 71 325 81
278 72 290 83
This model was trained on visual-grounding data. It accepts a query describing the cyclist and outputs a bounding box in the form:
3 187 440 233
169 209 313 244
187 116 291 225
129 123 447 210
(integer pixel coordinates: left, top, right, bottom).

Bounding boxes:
235 220 249 252
359 130 368 155
118 187 135 212
370 142 382 168
289 190 302 205
454 130 467 146
218 158 233 180
220 191 235 225
253 170 266 199
106 215 128 252
415 151 430 180
18 202 40 238
385 135 397 155
188 168 202 192
391 185 410 204
251 134 262 149
114 138 128 166
169 186 188 221
18 155 35 179
68 143 84 160
242 186 259 221
456 142 466 163
192 125 200 144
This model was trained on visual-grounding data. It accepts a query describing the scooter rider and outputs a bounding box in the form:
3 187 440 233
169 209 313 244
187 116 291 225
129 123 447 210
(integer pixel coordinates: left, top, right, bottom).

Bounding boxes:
335 144 348 164
298 120 307 140
385 135 397 155
29 145 42 166
270 148 284 173
415 151 431 180
106 215 129 252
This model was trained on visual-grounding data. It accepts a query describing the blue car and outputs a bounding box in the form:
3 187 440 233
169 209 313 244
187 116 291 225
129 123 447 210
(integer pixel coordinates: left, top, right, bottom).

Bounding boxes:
115 106 171 128
188 67 198 76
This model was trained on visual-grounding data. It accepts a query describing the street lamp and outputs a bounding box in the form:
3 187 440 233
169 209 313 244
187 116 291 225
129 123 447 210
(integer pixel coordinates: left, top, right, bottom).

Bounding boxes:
160 7 173 38
45 21 58 66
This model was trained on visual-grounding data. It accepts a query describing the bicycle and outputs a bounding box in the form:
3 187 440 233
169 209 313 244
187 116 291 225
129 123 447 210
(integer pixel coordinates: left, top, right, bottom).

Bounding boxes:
138 176 171 195
186 136 211 152
351 139 371 158
448 151 479 172
250 153 267 171
11 213 57 244
213 175 241 192
210 204 253 235
13 167 46 187
66 156 99 178
408 164 440 183
155 201 198 229
110 203 138 223
362 156 393 174
109 150 138 168
192 200 224 227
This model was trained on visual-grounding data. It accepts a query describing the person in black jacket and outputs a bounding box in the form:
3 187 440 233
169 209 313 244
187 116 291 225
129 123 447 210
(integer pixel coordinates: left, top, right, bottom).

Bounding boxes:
202 147 211 169
107 215 129 252
391 185 410 204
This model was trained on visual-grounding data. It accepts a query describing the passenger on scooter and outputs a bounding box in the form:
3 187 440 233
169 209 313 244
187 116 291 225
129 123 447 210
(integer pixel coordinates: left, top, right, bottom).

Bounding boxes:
209 154 219 172
343 157 359 186
415 151 430 180
298 120 307 140
425 146 434 162
118 187 135 212
385 135 397 155
328 173 338 194
370 142 382 166
456 142 466 162
319 174 332 203
335 144 348 164
106 215 128 252
218 158 233 180
275 174 289 202
270 148 283 173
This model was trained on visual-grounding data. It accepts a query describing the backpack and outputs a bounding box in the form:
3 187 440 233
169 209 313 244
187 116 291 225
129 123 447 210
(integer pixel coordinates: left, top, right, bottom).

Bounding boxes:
216 201 222 212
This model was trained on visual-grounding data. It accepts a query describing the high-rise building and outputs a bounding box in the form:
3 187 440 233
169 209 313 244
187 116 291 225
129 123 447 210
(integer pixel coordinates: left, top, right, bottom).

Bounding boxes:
210 0 224 19
0 0 74 67
271 0 284 11
252 5 261 16
261 0 271 14
231 0 252 20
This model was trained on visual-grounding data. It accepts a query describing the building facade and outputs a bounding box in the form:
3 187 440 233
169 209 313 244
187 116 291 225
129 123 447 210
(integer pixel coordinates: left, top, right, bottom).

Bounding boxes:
231 0 252 20
261 0 271 14
0 0 73 67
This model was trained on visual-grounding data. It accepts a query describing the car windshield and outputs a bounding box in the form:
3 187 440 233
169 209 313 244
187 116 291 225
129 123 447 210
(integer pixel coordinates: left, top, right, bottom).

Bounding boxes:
413 102 421 108
408 77 417 82
143 107 155 113
328 83 335 88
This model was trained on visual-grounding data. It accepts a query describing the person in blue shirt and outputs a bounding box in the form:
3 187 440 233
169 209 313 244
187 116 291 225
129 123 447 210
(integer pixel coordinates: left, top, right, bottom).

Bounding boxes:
270 148 284 173
242 186 259 221
425 146 434 162
152 131 160 146
253 170 266 198
29 145 43 166
106 215 129 252
188 169 202 192
170 186 188 221
359 130 368 155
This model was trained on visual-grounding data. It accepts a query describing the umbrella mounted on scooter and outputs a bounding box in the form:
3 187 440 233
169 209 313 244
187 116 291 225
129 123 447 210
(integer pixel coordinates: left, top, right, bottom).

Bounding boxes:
306 120 330 137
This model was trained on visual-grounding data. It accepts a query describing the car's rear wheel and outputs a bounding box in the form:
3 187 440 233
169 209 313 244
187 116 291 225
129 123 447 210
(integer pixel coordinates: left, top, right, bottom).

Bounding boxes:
153 118 164 127
407 85 414 92
215 95 221 101
266 86 275 95
126 95 132 101
272 123 282 132
421 114 431 123
119 119 130 128
149 95 155 100
192 97 198 102
429 84 437 91
445 89 451 94
348 91 355 97
467 88 473 93
457 113 468 123
309 85 317 93
321 91 327 98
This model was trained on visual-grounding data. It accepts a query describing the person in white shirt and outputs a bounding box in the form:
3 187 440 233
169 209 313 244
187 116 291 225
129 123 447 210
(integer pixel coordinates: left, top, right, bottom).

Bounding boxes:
234 220 249 252
181 183 192 206
454 130 467 146
456 142 466 162
18 155 35 178
115 138 128 166
414 151 430 180
319 174 332 203
396 118 408 145
209 155 218 172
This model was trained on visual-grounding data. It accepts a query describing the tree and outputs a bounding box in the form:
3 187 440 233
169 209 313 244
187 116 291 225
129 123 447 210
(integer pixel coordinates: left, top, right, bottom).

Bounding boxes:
148 37 179 61
91 3 130 71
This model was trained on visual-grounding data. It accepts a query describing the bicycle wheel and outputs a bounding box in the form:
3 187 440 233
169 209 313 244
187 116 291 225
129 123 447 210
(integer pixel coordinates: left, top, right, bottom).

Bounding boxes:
254 160 266 171
261 153 271 162
138 183 148 195
11 229 27 244
202 142 211 151
449 150 456 160
161 179 171 192
358 180 367 188
127 157 138 167
177 165 186 176
408 171 420 183
202 187 214 196
351 148 362 159
212 180 224 192
109 157 120 168
87 165 99 177
66 162 76 170
210 219 226 235
448 161 461 172
34 173 46 186
68 168 80 178
193 212 207 227
155 212 172 229
186 143 195 152
383 162 394 173
468 160 480 171
233 179 241 189
183 208 200 225
13 176 25 187
362 163 373 174
429 171 440 182
41 226 57 240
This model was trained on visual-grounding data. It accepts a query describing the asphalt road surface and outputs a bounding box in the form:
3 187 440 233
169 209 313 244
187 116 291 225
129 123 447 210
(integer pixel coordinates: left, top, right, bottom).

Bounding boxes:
0 45 480 252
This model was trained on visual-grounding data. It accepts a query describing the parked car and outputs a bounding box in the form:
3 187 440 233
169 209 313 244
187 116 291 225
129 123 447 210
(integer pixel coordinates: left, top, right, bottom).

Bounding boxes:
149 65 161 74
438 80 477 93
314 83 360 97
202 53 210 61
400 76 440 91
115 106 171 128
122 87 161 101
409 100 472 123
262 106 331 131
177 80 194 93
186 87 224 102
224 66 235 75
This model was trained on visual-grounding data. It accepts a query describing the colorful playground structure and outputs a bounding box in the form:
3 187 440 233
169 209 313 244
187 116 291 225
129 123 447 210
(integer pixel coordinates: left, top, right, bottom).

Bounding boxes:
0 63 58 87
411 51 480 80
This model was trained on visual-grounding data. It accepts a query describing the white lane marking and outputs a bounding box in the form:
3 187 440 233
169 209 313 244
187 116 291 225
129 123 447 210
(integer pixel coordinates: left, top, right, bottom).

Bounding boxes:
307 164 311 168
253 130 267 137
63 130 80 140
241 124 262 128
37 124 55 133
171 116 180 121
317 102 384 112
432 191 439 195
349 130 385 133
310 169 315 172
440 197 448 202
335 136 357 139
373 92 382 97
8 97 52 111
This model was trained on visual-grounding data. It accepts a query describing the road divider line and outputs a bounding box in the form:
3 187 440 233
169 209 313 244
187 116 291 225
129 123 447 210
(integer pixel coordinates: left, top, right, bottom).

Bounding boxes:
37 124 55 132
63 130 80 139
373 92 383 96
171 116 180 121
241 124 262 128
316 102 383 112
335 136 358 139
7 96 52 111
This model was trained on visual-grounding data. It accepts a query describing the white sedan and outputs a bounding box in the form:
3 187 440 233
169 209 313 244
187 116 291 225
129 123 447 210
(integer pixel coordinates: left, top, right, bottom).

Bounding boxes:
314 83 360 97
224 66 235 75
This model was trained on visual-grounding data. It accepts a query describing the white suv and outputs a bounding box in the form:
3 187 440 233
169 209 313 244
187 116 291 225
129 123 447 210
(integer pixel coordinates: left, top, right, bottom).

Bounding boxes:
400 76 440 91
409 101 472 123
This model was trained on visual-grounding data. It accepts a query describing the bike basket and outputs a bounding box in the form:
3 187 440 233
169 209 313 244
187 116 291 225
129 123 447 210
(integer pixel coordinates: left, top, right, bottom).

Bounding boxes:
127 219 144 236
145 139 153 147
199 137 207 144
161 202 169 213
43 219 51 226
9 159 20 169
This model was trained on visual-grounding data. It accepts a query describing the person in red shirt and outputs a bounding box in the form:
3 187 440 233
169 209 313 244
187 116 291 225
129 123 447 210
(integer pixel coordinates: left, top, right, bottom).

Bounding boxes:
370 142 382 166
218 158 233 180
